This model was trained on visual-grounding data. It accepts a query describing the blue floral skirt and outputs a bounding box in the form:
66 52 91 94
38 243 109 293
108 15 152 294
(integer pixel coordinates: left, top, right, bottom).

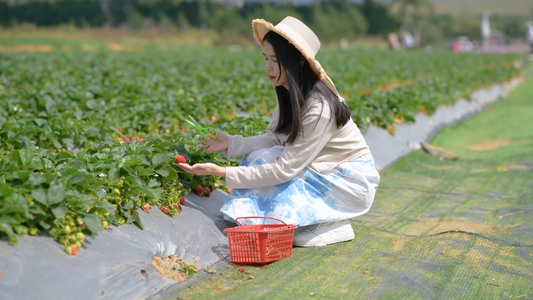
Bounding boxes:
220 146 380 226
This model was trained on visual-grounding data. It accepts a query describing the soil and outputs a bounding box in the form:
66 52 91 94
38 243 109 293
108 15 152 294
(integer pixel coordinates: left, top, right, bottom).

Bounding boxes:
151 255 201 282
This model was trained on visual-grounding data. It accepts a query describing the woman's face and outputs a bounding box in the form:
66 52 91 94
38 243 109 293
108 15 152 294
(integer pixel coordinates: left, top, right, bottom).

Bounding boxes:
263 40 288 90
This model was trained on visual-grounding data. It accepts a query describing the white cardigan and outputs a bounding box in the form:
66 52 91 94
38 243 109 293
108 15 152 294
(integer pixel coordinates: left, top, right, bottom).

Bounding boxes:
224 94 370 189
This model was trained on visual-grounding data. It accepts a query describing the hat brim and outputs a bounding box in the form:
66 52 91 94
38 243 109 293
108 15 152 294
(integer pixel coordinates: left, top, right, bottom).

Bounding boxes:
252 18 339 97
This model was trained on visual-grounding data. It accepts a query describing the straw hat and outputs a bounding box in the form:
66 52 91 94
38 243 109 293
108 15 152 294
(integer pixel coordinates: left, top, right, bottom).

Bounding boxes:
252 16 342 99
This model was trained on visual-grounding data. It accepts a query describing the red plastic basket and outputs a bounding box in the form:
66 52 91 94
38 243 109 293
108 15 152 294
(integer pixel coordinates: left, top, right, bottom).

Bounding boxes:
223 216 297 264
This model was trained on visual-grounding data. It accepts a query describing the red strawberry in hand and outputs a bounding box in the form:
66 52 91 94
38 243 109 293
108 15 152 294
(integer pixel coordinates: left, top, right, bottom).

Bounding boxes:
204 186 212 197
194 185 204 196
175 154 186 164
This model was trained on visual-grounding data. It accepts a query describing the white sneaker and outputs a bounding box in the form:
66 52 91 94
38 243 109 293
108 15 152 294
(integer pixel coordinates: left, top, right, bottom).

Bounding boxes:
293 220 355 247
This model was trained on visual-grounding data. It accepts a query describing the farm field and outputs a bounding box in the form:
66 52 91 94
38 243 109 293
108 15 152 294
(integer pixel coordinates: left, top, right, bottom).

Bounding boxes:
431 0 533 16
0 40 525 255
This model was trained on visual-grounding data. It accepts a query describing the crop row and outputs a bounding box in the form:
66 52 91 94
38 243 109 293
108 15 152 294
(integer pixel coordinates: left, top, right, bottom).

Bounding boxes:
0 47 522 253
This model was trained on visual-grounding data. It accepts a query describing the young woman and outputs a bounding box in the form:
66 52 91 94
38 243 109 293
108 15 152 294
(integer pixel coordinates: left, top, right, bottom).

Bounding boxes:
177 16 380 247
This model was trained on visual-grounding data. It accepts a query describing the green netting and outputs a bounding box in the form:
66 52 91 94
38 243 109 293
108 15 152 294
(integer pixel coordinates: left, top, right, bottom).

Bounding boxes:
168 63 533 300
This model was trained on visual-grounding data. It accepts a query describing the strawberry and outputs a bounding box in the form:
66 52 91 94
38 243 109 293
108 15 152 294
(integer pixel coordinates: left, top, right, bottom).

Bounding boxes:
174 154 186 164
76 232 85 243
194 185 204 196
179 196 185 205
226 188 232 194
142 203 150 212
161 205 169 214
71 244 78 256
204 186 212 197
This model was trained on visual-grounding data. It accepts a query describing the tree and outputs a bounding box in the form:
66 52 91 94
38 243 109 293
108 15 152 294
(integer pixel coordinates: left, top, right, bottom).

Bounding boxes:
362 0 398 35
391 0 433 47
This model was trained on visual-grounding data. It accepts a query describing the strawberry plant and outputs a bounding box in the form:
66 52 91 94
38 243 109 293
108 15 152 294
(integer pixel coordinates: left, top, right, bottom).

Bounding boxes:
0 46 523 254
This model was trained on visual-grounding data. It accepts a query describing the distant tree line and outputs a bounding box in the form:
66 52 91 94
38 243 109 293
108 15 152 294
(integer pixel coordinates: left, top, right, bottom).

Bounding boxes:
0 0 529 46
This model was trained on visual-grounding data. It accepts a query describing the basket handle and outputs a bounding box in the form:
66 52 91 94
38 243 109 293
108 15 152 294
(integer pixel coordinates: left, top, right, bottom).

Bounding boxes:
235 216 290 227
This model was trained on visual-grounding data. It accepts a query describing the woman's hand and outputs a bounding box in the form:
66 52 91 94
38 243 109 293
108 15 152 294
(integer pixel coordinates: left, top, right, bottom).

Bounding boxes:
201 130 229 154
176 162 226 177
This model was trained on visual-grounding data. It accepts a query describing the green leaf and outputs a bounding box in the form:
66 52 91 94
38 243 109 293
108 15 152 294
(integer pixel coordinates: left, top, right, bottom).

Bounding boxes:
155 166 169 177
135 166 153 177
47 183 66 205
147 178 160 188
38 218 52 230
151 153 169 166
0 183 14 198
26 173 46 186
67 160 86 169
95 201 115 213
108 168 120 180
85 127 99 138
76 150 88 160
16 170 31 183
138 186 157 198
31 188 47 205
19 149 33 166
124 156 144 167
29 156 44 170
95 188 107 199
66 172 87 185
28 204 46 216
122 199 134 210
0 221 15 241
51 204 67 219
82 214 103 234
34 118 47 126
133 211 144 230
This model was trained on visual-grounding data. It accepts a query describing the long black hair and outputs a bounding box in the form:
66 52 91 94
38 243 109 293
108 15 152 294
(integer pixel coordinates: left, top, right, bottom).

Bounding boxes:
263 31 351 144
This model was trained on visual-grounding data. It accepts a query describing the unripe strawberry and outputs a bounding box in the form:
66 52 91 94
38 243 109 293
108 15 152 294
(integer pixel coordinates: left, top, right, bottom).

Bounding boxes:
76 232 85 243
69 235 77 243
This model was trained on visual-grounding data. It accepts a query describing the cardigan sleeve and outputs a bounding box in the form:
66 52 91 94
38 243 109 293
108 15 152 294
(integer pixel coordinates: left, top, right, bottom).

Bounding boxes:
225 101 336 189
225 105 285 157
